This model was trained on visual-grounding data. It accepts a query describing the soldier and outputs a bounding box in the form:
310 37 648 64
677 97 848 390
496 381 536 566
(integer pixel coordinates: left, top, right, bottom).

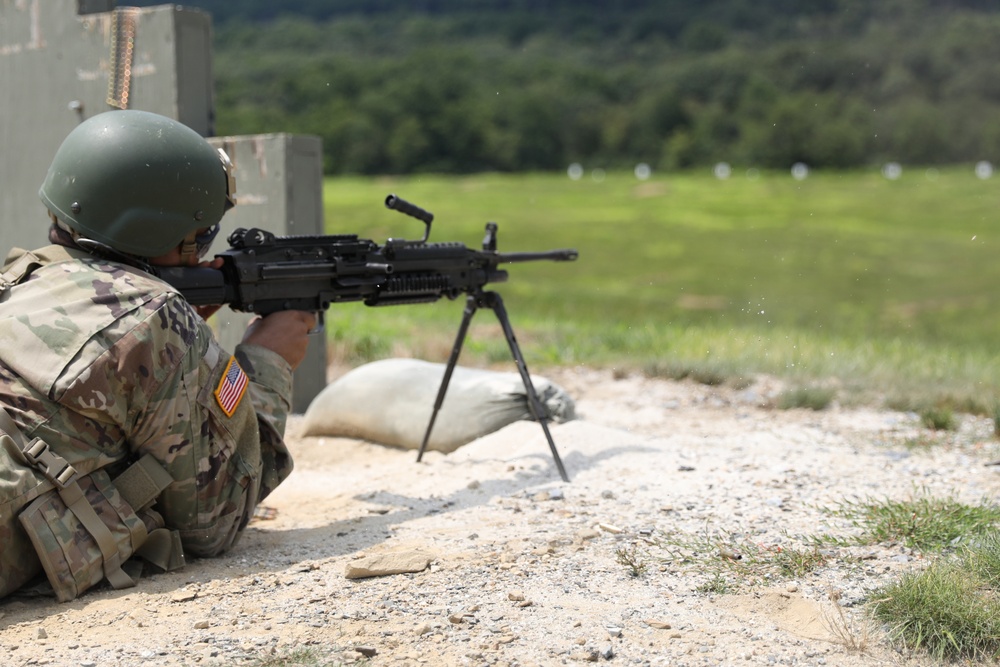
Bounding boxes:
0 110 315 601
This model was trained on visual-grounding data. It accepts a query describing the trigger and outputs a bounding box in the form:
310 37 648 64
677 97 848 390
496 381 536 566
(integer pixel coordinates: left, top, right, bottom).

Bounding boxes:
309 312 324 335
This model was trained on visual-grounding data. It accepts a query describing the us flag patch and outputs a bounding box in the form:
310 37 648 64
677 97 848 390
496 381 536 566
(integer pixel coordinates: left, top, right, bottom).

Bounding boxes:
215 356 249 417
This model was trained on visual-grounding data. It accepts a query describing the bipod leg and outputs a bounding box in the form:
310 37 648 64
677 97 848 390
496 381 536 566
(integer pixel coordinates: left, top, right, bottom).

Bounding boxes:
483 292 570 483
417 294 479 462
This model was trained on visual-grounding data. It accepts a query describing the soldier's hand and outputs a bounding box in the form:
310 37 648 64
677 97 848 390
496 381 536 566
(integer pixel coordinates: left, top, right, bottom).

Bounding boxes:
193 257 225 320
241 310 317 370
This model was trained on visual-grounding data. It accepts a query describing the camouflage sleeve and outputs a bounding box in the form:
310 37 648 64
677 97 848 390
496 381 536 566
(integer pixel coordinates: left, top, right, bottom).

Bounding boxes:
110 295 295 558
233 343 294 503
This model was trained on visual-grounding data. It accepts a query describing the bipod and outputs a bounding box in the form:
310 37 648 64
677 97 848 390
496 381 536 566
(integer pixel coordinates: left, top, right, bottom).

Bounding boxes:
416 289 571 483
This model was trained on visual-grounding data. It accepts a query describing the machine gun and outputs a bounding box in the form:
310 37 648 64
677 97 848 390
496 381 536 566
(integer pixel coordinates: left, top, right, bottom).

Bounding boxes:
158 195 579 481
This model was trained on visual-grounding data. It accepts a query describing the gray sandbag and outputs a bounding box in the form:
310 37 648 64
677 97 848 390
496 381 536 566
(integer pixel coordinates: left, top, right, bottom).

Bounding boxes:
301 358 576 453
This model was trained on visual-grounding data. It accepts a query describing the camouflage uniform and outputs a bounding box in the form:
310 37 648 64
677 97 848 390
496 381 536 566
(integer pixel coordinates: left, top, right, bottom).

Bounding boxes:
0 243 294 599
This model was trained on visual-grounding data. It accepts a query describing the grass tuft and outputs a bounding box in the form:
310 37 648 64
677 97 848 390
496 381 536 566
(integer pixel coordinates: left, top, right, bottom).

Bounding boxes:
776 386 836 411
873 560 1000 662
919 405 957 431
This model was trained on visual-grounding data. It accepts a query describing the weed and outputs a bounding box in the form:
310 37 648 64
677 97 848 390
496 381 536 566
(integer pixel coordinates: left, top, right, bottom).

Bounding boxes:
900 433 947 451
243 647 351 667
776 386 835 411
615 545 648 577
696 572 733 595
919 406 957 431
821 588 871 653
649 528 829 594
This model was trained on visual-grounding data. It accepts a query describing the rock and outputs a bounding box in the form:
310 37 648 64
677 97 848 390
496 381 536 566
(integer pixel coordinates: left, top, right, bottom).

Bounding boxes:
171 589 199 603
36 627 47 639
344 550 433 579
570 650 599 662
194 620 210 629
507 591 525 601
645 620 672 630
600 644 614 659
355 646 377 657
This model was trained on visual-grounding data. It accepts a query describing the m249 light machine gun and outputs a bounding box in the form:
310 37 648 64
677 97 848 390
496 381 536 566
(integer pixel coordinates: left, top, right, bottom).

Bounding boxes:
158 195 579 482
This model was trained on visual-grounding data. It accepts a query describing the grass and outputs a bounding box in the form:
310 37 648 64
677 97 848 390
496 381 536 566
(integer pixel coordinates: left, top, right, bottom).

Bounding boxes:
620 493 1000 660
322 168 1000 413
776 385 836 410
820 492 1000 552
242 647 353 667
640 526 832 593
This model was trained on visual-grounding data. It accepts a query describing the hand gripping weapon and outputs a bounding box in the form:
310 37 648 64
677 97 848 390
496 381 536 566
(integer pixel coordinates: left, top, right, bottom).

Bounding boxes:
158 195 579 481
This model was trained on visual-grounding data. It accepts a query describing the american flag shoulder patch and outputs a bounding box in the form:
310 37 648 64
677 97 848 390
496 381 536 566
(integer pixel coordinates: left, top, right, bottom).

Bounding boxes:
215 356 249 417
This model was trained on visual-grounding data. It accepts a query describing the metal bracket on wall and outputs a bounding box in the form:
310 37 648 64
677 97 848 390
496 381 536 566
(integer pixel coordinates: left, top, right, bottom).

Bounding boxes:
106 8 138 109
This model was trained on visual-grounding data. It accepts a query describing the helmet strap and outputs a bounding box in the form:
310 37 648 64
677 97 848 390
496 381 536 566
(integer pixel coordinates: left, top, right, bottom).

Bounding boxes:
177 231 201 264
50 213 154 274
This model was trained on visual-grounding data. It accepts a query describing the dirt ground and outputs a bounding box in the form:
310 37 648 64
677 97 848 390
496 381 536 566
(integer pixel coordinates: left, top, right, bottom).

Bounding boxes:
2 365 999 667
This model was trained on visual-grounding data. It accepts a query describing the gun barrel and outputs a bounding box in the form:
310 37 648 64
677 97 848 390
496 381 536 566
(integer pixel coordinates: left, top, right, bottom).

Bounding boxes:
496 249 579 263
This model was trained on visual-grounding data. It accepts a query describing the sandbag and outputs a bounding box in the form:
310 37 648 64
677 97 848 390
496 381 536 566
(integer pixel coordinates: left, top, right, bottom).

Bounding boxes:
301 359 575 453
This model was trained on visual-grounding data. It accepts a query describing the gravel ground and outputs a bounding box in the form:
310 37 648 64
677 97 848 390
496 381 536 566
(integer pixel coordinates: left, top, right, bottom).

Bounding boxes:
2 365 999 667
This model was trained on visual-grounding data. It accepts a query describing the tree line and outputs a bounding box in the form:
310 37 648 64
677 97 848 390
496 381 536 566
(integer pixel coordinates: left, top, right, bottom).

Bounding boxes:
131 0 1000 174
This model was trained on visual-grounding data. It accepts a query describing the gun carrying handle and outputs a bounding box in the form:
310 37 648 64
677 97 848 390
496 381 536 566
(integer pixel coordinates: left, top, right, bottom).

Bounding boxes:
385 194 433 244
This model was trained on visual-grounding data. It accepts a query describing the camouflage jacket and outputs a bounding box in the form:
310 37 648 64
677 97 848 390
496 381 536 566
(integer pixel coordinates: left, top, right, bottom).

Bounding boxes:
0 244 294 596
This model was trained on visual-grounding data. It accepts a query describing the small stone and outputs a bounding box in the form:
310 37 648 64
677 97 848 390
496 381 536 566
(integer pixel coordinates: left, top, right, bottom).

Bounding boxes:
507 591 525 601
355 646 377 657
646 620 672 630
606 626 622 638
597 523 622 534
194 620 210 629
415 623 432 635
600 644 614 659
36 627 47 639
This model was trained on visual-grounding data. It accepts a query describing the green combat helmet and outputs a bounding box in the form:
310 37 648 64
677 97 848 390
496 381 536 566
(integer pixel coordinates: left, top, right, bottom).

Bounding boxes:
38 109 236 258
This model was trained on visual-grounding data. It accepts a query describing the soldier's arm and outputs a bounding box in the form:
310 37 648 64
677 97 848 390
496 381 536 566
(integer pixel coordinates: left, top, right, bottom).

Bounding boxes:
126 296 297 557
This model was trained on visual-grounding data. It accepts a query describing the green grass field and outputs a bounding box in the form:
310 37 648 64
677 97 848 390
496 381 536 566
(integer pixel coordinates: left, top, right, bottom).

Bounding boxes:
321 167 1000 411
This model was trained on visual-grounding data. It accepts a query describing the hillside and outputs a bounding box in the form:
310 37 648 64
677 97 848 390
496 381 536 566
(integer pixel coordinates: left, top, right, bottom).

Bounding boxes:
125 0 1000 174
